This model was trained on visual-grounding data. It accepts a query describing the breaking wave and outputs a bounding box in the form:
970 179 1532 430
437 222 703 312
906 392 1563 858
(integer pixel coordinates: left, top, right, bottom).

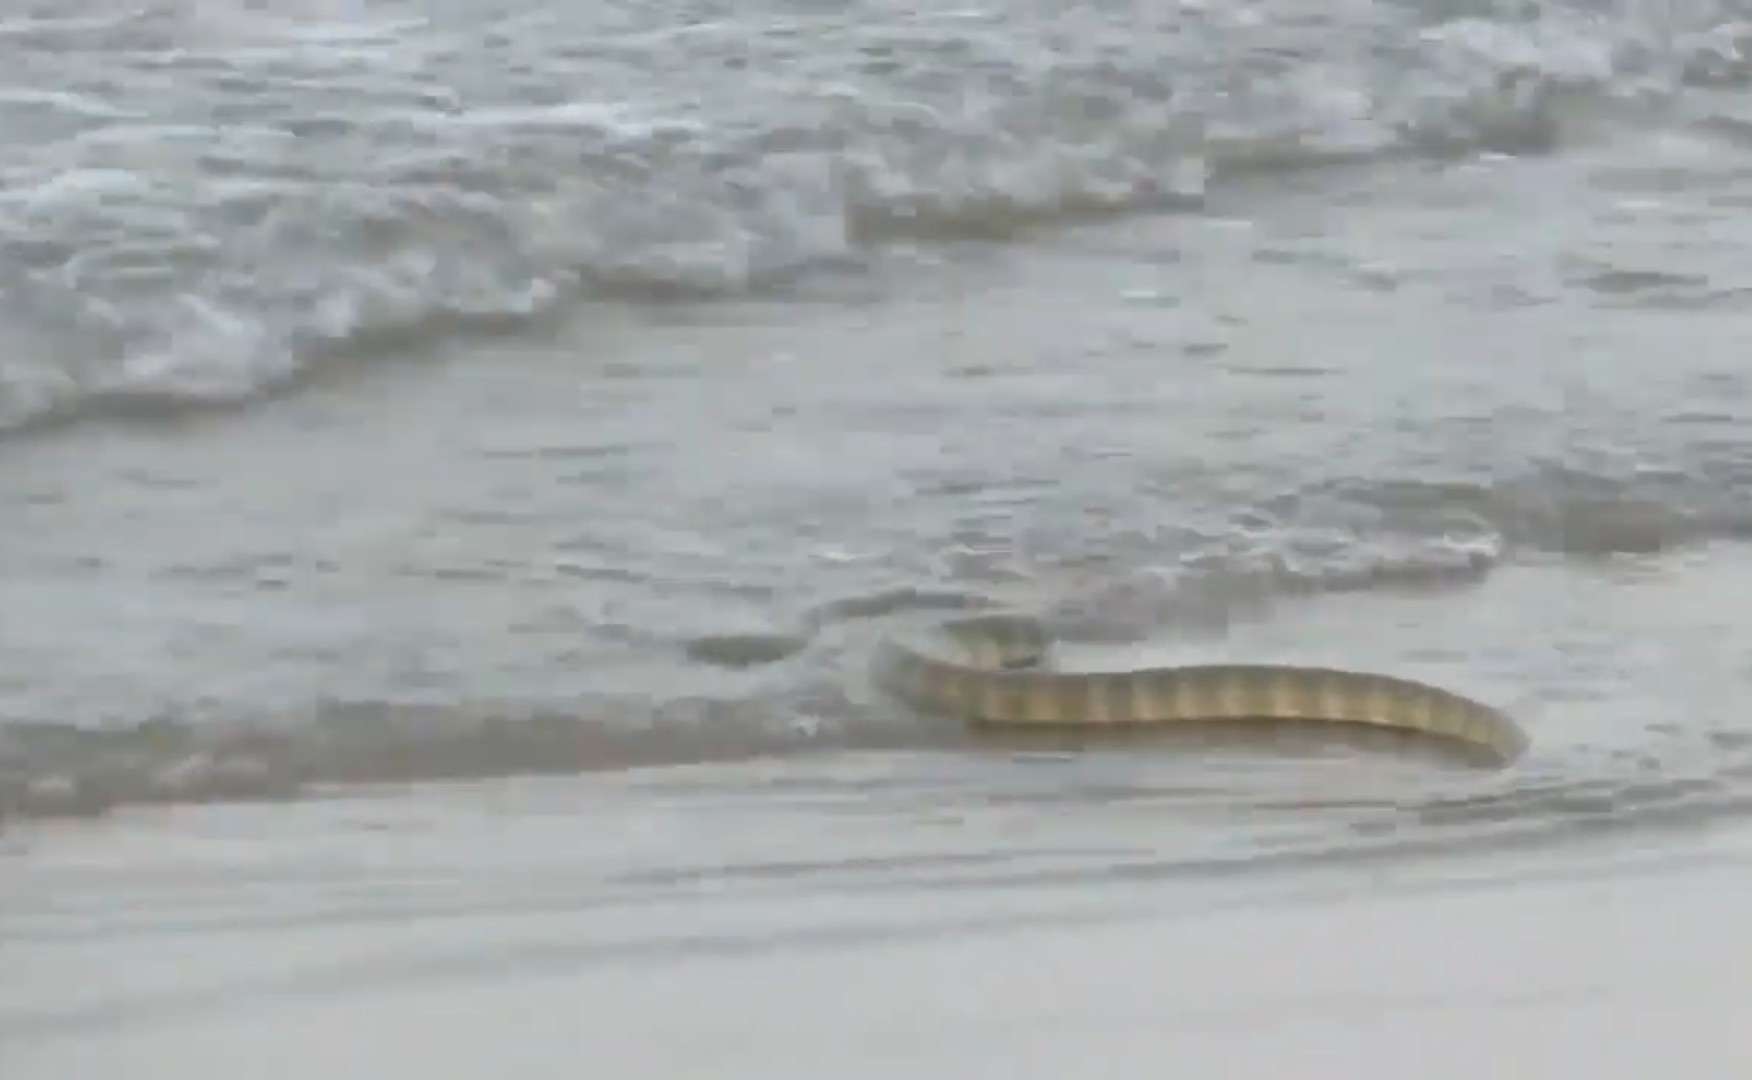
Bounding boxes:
2 0 1751 430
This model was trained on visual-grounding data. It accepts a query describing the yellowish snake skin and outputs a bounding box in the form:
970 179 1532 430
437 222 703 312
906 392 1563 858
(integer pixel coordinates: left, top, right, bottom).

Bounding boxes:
873 614 1528 765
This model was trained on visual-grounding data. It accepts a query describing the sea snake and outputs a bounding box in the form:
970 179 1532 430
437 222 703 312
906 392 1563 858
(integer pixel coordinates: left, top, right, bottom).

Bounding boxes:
873 613 1528 765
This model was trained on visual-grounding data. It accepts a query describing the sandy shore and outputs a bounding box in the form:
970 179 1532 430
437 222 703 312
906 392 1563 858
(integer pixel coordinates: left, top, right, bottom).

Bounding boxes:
5 772 1749 1080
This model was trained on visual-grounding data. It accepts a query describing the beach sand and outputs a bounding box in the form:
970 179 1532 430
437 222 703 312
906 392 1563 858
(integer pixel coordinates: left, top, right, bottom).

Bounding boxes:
5 775 1750 1080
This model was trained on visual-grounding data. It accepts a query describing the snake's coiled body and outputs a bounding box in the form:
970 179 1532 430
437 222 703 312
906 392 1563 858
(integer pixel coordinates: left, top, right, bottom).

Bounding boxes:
874 614 1527 765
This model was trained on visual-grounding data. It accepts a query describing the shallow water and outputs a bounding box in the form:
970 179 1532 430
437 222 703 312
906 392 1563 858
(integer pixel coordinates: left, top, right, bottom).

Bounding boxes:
8 136 1752 835
3 0 1752 1069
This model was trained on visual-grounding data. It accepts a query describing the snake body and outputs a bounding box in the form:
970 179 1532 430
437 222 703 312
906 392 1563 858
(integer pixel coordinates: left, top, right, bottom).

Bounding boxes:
873 614 1527 765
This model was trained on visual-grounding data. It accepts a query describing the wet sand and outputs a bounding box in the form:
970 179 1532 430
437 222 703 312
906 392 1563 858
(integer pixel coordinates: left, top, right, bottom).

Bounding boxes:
5 772 1750 1080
